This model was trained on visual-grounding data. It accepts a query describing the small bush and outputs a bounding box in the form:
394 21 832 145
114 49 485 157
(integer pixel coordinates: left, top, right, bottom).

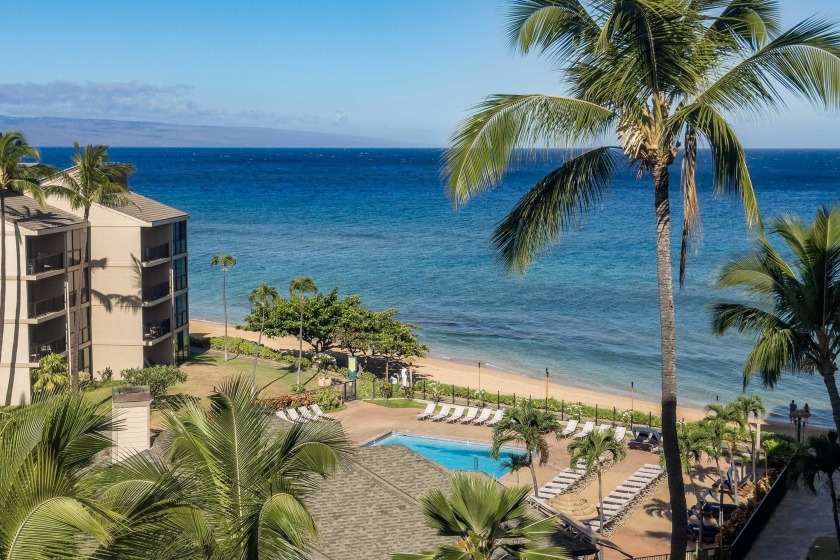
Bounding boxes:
336 367 351 378
316 388 341 411
99 367 114 382
189 336 211 349
313 353 337 373
121 365 187 398
291 383 306 394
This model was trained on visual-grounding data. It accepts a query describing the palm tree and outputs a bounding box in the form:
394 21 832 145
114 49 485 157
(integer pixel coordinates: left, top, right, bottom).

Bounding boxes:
567 429 627 543
392 473 569 559
31 352 70 393
48 143 135 391
701 404 743 505
729 395 767 482
788 431 840 552
672 421 713 553
210 254 237 361
443 3 840 555
0 131 50 376
164 376 350 559
248 283 279 392
289 276 317 384
490 399 561 495
712 206 840 432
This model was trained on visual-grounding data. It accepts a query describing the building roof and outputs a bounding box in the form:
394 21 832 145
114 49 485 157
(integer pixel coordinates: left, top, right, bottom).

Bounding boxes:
103 191 187 226
1 191 84 233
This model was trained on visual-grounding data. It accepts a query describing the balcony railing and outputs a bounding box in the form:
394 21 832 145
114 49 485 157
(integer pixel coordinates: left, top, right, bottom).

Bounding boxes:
27 252 63 274
143 318 171 341
142 243 170 263
30 335 67 362
29 295 65 318
142 281 170 303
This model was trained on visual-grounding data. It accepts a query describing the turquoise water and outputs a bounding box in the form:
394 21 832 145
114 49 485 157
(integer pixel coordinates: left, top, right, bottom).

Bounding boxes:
368 433 519 478
38 148 840 427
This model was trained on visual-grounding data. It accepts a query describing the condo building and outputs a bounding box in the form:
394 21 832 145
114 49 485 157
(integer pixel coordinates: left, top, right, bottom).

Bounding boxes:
1 184 188 405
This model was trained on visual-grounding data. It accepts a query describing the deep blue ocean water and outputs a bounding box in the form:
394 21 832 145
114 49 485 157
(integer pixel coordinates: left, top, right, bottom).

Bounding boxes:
40 148 840 426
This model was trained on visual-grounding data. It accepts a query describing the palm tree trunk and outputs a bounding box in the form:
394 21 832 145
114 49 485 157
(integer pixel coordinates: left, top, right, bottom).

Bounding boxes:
297 299 303 384
222 270 228 361
653 162 688 557
749 427 757 483
529 454 539 496
829 474 840 553
821 372 840 432
0 195 6 378
598 470 604 560
689 475 704 554
252 327 262 393
71 208 90 392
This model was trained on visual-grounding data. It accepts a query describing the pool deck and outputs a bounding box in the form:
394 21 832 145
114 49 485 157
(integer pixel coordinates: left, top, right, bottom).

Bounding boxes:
333 399 717 559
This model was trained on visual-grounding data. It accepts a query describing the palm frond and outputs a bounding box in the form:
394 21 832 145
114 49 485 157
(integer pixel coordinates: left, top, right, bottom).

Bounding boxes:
506 0 600 64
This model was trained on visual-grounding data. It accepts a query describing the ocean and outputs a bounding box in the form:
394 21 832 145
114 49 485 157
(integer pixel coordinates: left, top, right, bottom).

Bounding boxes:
41 148 840 427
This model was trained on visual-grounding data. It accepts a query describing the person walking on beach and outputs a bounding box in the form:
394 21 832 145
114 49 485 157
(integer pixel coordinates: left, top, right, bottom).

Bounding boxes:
803 403 811 417
790 399 798 422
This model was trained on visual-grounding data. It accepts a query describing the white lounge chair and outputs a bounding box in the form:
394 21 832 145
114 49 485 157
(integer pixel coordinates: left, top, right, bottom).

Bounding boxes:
298 407 318 421
485 409 505 427
416 402 436 420
430 404 453 422
472 408 492 425
560 419 579 438
275 410 292 422
614 426 627 442
596 424 611 434
445 406 466 423
310 404 336 421
460 407 479 424
572 421 596 439
286 408 305 423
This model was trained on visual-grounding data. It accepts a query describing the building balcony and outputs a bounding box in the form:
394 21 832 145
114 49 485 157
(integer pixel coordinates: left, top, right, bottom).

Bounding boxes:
26 252 64 275
141 243 170 266
143 318 171 345
142 281 170 306
66 249 83 268
30 335 67 362
29 295 65 319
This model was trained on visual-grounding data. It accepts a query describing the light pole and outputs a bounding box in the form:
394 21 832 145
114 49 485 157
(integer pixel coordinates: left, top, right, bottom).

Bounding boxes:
477 362 481 392
630 381 635 428
545 368 549 407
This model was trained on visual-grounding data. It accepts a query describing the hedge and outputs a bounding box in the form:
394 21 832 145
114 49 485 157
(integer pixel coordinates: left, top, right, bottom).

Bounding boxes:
191 336 312 369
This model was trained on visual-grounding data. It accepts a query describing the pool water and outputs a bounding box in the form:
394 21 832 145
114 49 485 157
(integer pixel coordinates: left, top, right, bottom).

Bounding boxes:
368 433 521 478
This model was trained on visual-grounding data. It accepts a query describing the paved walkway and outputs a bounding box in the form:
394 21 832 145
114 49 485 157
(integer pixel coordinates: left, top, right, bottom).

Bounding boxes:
745 473 837 560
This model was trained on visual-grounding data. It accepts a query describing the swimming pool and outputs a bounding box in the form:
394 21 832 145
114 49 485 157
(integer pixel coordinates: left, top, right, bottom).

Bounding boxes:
367 433 522 478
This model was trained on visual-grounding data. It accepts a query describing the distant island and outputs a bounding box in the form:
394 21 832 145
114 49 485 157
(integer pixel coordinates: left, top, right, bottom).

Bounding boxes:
0 115 411 148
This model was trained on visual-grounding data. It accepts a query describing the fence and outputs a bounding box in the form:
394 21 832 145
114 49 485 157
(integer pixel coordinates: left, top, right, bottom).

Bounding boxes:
631 548 730 560
728 465 789 560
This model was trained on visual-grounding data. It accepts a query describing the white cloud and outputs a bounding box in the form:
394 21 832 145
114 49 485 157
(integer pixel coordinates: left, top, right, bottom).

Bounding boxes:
333 111 348 125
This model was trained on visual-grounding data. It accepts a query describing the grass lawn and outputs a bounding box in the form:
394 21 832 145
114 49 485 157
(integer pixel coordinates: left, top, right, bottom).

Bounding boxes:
364 399 426 409
809 537 840 560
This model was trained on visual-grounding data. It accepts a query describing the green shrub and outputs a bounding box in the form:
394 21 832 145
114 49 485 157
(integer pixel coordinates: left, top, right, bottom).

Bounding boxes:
121 365 187 398
764 432 798 469
98 367 114 382
336 367 351 378
291 383 306 394
316 388 341 411
189 336 211 349
313 353 337 373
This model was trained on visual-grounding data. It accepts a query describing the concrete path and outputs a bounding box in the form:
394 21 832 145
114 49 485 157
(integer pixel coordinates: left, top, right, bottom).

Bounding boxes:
745 473 837 560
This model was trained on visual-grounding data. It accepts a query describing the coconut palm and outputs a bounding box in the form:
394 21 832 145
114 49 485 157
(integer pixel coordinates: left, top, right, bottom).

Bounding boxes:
701 404 744 505
729 395 767 482
392 473 569 560
48 143 134 391
712 205 840 432
0 131 50 380
443 2 840 555
289 276 317 384
248 283 279 392
163 376 350 559
490 399 561 495
30 352 70 393
670 421 713 552
210 254 237 361
567 429 627 540
788 430 840 552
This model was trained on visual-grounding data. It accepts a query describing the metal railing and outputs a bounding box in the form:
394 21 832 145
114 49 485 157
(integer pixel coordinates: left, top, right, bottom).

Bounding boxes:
29 295 65 318
142 243 169 263
631 549 730 560
143 318 171 341
26 252 63 274
142 281 170 303
729 465 789 559
30 335 67 361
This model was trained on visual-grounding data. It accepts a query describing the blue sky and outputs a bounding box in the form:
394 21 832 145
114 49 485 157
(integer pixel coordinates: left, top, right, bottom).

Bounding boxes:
5 1 840 147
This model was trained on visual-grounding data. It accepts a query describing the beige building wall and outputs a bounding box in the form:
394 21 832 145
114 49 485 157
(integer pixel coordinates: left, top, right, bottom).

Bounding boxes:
111 387 151 463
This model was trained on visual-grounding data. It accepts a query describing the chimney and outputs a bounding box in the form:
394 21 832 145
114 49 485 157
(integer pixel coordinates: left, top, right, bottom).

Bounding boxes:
111 386 152 462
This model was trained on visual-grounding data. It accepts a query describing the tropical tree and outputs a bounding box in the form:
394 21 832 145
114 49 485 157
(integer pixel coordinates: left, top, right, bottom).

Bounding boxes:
48 143 135 391
712 206 840 432
164 376 351 559
788 430 840 552
491 399 561 495
31 352 70 393
370 316 429 380
248 283 279 392
443 2 840 555
701 404 744 505
290 276 317 384
729 395 767 482
210 254 236 361
0 131 50 382
567 429 627 540
392 473 569 560
670 421 713 552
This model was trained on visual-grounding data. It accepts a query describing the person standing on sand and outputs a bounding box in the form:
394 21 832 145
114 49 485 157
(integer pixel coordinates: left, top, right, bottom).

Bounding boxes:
803 403 811 417
400 367 408 388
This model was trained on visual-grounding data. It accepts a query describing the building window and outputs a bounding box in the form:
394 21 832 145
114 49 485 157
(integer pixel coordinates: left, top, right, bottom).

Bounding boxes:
175 293 188 328
175 329 189 363
77 347 92 374
173 257 188 292
172 221 187 255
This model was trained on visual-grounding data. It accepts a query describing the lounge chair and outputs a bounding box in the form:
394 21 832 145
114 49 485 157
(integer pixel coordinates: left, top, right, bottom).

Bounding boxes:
430 404 453 422
416 402 436 420
485 409 506 427
275 410 292 422
445 406 466 423
613 426 627 442
310 404 336 421
472 408 492 425
298 407 319 421
572 421 596 439
596 424 611 434
560 419 579 438
460 407 479 424
286 408 305 423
